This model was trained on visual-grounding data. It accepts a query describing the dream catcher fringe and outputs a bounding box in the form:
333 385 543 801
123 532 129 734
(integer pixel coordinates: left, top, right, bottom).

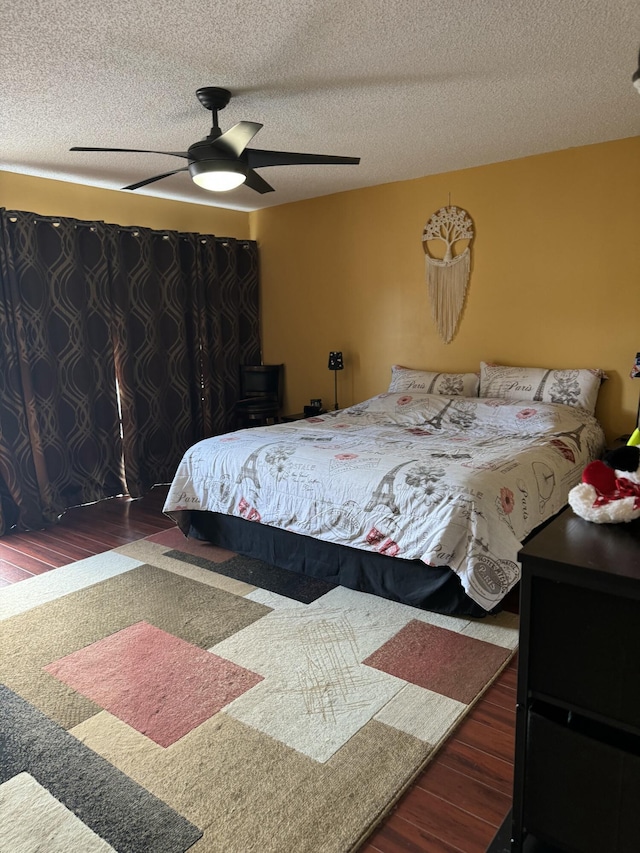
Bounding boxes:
425 250 471 344
422 206 474 344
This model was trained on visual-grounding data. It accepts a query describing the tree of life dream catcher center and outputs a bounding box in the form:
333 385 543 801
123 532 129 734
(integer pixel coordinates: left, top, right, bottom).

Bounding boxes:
422 205 475 344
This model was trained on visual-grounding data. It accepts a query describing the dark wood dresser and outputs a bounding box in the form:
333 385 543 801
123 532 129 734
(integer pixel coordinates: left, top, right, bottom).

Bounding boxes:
503 507 640 852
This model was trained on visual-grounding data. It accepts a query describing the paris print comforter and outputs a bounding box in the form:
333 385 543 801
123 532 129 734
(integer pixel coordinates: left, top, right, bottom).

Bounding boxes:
164 392 605 611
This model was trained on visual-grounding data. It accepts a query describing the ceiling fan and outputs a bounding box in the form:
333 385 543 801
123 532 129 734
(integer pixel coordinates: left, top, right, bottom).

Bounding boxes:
70 87 360 194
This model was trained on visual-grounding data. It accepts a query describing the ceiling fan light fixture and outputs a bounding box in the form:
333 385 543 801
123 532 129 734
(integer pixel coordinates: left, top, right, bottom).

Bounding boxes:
189 159 247 191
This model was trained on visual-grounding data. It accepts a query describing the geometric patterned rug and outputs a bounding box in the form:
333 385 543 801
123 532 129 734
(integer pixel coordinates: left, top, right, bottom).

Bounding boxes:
0 528 518 853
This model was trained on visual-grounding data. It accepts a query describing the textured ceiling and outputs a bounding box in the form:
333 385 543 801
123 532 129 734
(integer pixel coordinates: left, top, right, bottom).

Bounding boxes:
2 0 639 212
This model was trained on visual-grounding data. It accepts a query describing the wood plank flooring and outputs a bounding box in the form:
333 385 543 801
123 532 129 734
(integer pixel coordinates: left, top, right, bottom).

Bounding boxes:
360 660 516 853
0 485 517 852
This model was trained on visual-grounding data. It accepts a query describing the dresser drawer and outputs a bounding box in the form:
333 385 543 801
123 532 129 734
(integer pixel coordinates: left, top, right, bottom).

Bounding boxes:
528 577 640 730
524 711 640 853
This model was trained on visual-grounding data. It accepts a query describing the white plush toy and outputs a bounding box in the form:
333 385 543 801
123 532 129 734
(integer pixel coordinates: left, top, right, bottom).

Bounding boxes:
568 443 640 524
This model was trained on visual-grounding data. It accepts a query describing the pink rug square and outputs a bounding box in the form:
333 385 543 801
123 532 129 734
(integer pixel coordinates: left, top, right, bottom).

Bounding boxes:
362 619 509 704
44 621 263 746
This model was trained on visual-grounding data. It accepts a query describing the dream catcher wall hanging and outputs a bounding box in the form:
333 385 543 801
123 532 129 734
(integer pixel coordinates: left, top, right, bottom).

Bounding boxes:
422 205 474 344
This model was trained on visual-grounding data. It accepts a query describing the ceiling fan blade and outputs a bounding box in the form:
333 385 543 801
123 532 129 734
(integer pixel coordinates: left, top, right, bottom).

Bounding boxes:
246 149 360 169
244 169 275 194
71 147 190 160
212 122 263 157
123 167 189 191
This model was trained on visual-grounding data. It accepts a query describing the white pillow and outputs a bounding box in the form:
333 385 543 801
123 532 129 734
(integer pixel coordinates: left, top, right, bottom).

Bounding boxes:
388 365 479 397
479 362 606 414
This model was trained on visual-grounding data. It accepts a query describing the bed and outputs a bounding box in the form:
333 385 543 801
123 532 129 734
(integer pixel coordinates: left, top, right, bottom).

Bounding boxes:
163 364 606 616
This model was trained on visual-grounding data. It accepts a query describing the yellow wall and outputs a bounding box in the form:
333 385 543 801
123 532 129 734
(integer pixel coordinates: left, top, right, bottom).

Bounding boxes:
251 137 640 442
0 171 251 237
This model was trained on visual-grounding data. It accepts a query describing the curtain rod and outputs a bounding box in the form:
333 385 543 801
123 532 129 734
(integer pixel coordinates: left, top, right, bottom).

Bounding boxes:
5 213 253 247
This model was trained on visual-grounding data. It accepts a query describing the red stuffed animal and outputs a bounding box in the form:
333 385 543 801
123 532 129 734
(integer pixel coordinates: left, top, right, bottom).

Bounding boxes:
568 445 640 523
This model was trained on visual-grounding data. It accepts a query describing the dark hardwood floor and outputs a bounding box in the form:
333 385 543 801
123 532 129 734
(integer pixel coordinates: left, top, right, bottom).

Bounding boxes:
360 663 516 853
0 486 516 853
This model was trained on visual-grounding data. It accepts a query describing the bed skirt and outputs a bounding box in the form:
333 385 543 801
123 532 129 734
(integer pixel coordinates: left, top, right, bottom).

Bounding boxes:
187 511 492 617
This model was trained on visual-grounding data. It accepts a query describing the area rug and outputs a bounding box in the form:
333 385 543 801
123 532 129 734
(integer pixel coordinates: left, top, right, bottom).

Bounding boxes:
0 527 518 853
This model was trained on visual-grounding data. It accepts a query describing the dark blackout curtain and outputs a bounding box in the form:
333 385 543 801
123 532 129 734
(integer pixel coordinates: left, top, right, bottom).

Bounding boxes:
197 237 261 437
109 228 260 496
0 209 260 532
108 227 203 498
0 212 124 533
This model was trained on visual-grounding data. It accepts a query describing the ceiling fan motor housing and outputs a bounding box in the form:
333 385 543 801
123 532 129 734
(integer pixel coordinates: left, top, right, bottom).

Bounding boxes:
187 138 235 162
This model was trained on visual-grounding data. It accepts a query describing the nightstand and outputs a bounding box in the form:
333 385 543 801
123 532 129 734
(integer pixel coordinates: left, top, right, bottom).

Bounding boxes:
282 410 327 422
609 434 631 451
